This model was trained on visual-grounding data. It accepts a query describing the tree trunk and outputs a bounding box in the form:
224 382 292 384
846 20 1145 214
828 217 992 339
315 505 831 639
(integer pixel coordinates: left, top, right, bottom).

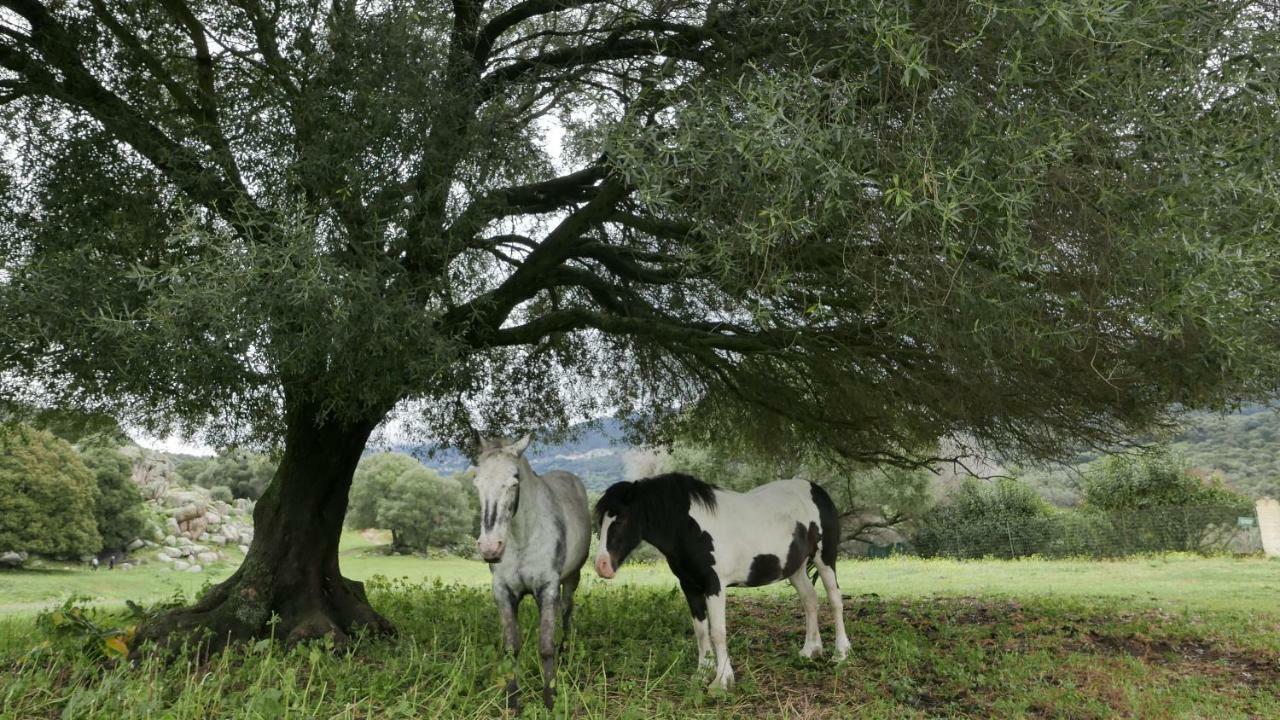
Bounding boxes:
135 400 391 654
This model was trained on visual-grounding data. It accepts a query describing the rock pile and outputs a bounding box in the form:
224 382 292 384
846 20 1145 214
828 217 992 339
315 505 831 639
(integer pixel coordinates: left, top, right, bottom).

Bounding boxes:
148 485 254 572
120 446 181 501
0 550 28 569
111 449 258 573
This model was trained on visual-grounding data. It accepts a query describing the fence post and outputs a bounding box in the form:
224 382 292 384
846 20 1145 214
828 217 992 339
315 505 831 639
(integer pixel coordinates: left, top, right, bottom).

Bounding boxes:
1258 498 1280 558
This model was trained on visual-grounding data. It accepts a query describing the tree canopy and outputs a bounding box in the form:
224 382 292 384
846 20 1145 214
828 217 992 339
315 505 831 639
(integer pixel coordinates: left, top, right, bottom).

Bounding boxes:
0 424 101 557
2 0 1278 646
2 1 1277 462
81 442 151 552
348 453 474 552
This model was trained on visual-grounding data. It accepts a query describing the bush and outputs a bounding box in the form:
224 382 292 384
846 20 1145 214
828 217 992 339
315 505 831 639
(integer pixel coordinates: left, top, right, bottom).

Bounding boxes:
1083 450 1249 511
347 453 422 530
0 424 101 557
209 485 234 503
913 479 1055 559
1082 450 1253 553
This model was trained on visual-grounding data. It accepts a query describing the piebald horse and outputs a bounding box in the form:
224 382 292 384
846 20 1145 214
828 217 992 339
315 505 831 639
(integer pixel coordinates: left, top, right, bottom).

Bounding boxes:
594 474 850 690
473 435 591 710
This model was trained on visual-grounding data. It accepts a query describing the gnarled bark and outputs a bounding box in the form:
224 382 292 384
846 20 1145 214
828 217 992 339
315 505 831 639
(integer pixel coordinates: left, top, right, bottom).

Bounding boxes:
135 401 391 655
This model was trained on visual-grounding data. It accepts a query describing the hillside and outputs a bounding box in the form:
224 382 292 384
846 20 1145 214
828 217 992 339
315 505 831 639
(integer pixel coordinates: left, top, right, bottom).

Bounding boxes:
1016 407 1280 505
1171 407 1280 499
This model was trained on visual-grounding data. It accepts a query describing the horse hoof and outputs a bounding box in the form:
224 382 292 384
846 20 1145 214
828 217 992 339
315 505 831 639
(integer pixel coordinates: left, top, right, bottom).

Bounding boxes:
833 640 851 662
799 644 824 659
707 670 735 692
698 655 715 669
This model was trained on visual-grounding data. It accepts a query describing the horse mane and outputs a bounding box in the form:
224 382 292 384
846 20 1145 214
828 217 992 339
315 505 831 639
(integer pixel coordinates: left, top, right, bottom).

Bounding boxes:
595 473 718 524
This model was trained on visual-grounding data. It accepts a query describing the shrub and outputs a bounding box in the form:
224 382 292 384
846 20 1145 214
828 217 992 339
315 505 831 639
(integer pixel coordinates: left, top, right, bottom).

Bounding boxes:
913 479 1054 559
1083 450 1250 511
209 485 234 503
188 451 276 499
376 468 473 552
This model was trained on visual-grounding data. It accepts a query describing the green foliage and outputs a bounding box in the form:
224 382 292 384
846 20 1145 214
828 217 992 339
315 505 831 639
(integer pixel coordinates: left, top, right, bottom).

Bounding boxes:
348 454 475 552
7 406 132 448
33 596 138 662
917 452 1257 558
347 453 423 531
914 479 1055 559
375 468 474 553
179 452 275 500
1083 451 1251 512
0 425 101 557
208 485 234 504
0 0 1277 466
79 444 150 552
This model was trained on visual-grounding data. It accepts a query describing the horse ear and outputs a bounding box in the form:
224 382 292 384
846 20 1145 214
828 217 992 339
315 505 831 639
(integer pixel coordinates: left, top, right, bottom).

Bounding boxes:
508 433 532 456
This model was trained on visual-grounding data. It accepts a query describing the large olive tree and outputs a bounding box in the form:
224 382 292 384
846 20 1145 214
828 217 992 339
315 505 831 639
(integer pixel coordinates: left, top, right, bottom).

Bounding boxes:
2 1 1278 648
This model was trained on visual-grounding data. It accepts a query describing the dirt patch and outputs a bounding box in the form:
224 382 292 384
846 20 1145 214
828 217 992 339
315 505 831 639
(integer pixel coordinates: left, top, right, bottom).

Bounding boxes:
1078 630 1280 689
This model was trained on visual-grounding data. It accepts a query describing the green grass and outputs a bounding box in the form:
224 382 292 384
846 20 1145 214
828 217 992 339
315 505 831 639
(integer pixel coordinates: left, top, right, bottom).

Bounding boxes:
2 543 1278 718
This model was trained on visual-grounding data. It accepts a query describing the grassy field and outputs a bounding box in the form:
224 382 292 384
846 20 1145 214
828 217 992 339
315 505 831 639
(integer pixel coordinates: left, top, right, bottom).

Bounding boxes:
1 540 1278 718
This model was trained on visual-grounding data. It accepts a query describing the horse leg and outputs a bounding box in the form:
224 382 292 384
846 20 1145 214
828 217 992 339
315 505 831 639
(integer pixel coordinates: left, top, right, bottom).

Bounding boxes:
494 584 523 710
536 582 560 710
680 582 712 669
813 558 851 660
789 569 823 658
558 568 580 652
706 591 735 690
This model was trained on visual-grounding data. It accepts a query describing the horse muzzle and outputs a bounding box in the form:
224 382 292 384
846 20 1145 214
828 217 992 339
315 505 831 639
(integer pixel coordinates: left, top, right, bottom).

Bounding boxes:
478 538 506 563
594 553 616 579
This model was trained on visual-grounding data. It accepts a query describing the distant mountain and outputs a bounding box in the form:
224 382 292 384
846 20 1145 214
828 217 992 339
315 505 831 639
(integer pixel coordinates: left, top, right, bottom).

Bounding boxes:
398 418 633 492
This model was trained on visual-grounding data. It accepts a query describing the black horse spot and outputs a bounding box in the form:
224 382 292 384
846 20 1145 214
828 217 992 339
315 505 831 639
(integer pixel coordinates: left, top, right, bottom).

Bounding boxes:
552 515 566 570
781 522 817 578
745 554 782 586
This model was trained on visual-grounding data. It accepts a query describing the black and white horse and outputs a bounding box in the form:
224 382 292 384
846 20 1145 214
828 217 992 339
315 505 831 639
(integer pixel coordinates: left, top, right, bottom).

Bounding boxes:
473 435 591 710
593 474 850 690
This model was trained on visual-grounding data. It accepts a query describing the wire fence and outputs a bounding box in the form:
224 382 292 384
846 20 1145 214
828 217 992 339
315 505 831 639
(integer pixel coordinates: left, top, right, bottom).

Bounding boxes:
900 504 1263 560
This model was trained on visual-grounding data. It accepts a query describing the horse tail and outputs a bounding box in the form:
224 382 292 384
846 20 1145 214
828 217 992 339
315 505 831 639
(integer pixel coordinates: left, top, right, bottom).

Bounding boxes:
807 482 841 583
806 558 819 586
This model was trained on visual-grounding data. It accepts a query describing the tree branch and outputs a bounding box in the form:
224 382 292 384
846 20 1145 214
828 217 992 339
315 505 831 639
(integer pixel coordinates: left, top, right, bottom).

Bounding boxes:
446 162 608 243
480 22 709 99
441 178 627 338
474 0 606 65
1 0 266 238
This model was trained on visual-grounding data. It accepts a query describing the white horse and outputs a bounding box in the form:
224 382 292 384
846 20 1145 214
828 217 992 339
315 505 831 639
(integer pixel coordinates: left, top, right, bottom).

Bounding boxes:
472 434 591 710
593 473 850 690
